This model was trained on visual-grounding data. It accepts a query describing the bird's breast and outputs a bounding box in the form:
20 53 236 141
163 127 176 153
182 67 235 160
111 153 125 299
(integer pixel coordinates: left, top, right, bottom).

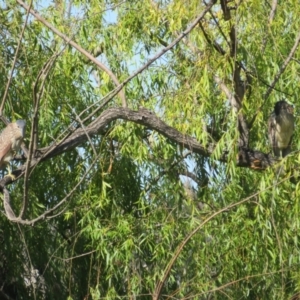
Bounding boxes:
275 113 294 149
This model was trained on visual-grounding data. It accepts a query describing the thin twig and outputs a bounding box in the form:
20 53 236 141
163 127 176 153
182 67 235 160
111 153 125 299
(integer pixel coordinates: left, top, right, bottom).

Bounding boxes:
184 266 297 299
19 53 61 219
264 30 300 100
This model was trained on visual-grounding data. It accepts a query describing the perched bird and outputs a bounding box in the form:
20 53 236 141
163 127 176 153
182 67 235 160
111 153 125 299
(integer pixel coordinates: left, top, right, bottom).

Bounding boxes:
268 100 294 158
0 120 26 179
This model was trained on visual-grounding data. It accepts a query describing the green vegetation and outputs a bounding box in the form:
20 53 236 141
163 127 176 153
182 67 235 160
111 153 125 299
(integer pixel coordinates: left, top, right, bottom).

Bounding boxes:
0 0 300 299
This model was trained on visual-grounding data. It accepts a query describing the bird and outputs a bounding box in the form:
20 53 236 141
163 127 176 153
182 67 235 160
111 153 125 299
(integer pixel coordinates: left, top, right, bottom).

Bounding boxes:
0 120 26 179
268 100 295 158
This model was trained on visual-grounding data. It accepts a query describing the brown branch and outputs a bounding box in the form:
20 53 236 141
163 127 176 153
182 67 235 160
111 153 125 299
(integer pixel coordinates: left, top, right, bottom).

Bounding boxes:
200 4 249 148
213 74 240 111
16 0 127 108
20 53 61 219
2 107 275 180
182 170 204 186
211 1 249 149
32 52 61 152
229 24 237 58
3 187 16 220
1 152 101 225
0 107 279 224
220 0 231 21
185 267 296 299
199 23 226 55
40 107 214 160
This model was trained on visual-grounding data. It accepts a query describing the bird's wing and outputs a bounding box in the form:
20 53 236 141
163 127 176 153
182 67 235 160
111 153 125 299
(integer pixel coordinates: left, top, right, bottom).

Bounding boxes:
268 113 280 157
0 126 13 162
282 126 294 157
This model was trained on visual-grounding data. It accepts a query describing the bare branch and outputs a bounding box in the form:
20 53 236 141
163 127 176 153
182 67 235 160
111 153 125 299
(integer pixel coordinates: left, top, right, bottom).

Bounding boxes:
213 75 238 111
3 187 16 220
199 23 226 55
2 152 101 225
220 0 231 21
0 107 280 224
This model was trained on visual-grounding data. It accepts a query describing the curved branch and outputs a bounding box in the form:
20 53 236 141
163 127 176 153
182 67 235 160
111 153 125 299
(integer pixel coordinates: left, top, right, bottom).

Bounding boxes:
40 107 213 160
268 0 278 24
20 54 60 219
3 187 16 220
32 107 275 168
0 107 279 224
1 152 101 225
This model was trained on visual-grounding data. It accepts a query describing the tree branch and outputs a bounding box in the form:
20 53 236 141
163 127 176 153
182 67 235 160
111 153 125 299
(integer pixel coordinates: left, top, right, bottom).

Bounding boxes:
0 107 279 223
268 0 278 24
20 53 60 219
1 107 276 185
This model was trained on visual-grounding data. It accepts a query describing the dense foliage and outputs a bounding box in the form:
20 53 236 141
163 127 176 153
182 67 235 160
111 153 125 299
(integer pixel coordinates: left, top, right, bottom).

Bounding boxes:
0 0 300 299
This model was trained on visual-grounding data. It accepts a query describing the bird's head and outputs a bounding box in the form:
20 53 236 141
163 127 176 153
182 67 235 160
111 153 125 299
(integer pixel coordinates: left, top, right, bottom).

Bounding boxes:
274 100 294 116
15 120 26 138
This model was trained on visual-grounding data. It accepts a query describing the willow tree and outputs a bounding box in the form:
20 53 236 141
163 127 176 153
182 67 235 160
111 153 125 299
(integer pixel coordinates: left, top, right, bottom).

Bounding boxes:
0 0 300 299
